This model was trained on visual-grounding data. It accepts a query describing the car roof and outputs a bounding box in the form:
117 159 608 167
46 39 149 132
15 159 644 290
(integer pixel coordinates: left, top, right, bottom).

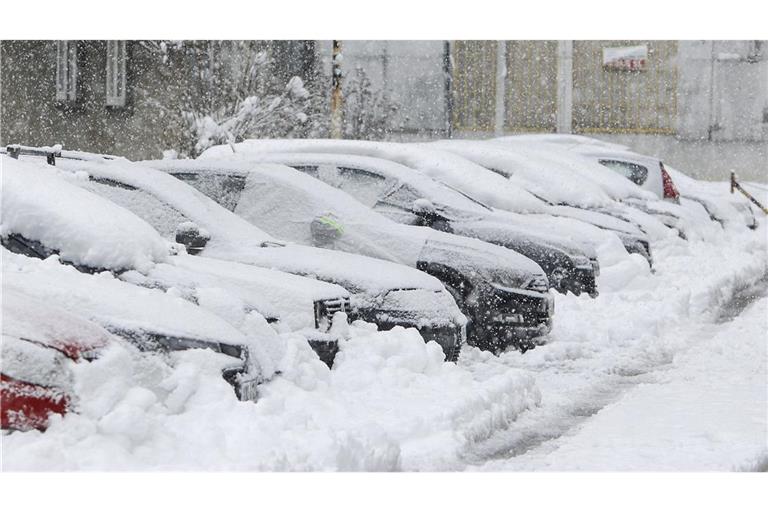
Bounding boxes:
2 157 170 272
202 151 497 215
53 157 282 249
3 249 253 349
3 285 111 360
199 138 550 215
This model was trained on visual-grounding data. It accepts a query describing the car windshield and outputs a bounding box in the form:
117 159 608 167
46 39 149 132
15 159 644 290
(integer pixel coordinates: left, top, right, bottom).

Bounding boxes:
598 159 649 186
378 182 491 221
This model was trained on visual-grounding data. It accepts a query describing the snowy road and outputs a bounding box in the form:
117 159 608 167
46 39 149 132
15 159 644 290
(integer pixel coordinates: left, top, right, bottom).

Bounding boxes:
470 280 767 470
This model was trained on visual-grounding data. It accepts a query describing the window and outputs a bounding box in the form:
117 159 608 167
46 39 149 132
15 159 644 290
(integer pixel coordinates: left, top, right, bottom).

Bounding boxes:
80 178 191 238
598 159 649 186
290 165 320 179
106 40 127 107
56 41 78 102
171 172 246 212
335 167 391 207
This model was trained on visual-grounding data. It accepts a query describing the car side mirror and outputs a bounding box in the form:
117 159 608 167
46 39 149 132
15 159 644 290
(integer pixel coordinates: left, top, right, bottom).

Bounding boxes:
413 198 436 214
175 222 210 255
310 214 344 246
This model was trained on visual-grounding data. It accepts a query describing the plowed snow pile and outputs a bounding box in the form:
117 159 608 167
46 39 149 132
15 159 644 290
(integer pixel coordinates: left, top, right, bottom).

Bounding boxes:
2 322 538 470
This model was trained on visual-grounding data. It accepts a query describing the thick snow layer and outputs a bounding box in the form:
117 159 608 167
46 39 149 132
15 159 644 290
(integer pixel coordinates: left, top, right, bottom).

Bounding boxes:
188 151 498 219
200 139 550 213
2 286 111 360
196 160 545 281
471 223 767 471
481 139 654 201
431 140 624 207
53 157 281 248
2 250 282 378
135 254 351 333
667 166 760 229
173 153 594 263
2 323 538 470
56 158 447 297
487 297 767 471
1 156 168 272
3 218 765 470
495 134 631 152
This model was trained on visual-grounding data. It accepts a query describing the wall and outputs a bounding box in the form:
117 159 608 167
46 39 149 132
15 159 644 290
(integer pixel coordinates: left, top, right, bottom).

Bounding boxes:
1 41 190 159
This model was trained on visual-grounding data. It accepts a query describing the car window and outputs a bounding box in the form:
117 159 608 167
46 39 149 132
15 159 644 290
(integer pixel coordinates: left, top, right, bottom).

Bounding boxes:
79 178 192 238
599 159 649 186
334 167 393 207
289 165 320 179
171 172 246 212
234 176 320 246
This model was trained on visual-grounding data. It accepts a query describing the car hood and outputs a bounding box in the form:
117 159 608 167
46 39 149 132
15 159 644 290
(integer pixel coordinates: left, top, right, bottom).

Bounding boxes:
364 288 467 329
125 253 351 332
455 215 597 261
420 230 547 290
204 242 445 296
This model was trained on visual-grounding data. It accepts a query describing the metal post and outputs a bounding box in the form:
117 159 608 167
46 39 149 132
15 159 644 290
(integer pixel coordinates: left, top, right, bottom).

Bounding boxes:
556 40 573 134
731 171 768 215
494 40 507 136
330 40 344 139
443 41 453 138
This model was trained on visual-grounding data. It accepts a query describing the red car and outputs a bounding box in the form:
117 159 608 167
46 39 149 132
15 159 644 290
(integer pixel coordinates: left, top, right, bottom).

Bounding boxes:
1 288 109 431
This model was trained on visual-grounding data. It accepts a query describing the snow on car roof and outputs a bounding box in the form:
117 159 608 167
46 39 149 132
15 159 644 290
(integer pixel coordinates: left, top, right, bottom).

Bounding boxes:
144 159 448 294
568 145 664 168
53 157 281 249
152 159 547 275
2 249 252 349
199 139 549 214
1 156 169 272
160 253 350 331
495 134 631 152
3 286 112 360
194 151 496 216
458 139 654 203
429 140 618 207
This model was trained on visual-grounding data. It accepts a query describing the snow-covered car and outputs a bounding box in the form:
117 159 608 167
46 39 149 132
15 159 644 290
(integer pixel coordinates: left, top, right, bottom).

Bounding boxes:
1 287 109 431
433 139 689 240
200 139 654 266
212 151 600 297
147 159 555 353
14 152 467 361
557 142 758 230
1 156 352 367
3 249 266 404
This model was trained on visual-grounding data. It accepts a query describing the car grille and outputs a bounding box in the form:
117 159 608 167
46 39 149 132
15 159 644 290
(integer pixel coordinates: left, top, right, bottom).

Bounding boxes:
525 276 549 293
314 297 353 330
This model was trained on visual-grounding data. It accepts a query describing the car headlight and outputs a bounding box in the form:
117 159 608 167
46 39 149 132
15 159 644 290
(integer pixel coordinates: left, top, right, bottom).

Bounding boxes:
571 255 591 268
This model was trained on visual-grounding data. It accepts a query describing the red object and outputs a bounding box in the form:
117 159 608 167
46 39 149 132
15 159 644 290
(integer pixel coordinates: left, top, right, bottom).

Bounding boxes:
660 164 680 202
1 373 71 431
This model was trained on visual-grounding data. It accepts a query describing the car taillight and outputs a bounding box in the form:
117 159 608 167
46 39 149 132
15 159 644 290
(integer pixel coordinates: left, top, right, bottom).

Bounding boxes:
0 374 70 431
660 164 680 202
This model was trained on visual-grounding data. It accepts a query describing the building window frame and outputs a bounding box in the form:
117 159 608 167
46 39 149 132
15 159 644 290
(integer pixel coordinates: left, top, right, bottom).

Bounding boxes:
55 41 78 103
106 40 127 107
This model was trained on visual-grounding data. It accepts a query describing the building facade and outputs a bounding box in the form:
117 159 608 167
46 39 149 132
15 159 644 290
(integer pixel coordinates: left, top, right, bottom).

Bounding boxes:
2 40 766 178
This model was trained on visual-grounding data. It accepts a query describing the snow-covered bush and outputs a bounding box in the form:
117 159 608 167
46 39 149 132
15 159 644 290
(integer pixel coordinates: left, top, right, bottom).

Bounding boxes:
141 41 328 158
343 67 400 140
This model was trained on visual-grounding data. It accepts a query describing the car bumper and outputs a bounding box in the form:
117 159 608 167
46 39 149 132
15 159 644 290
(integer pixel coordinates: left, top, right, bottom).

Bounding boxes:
356 309 466 362
561 266 599 297
470 286 554 352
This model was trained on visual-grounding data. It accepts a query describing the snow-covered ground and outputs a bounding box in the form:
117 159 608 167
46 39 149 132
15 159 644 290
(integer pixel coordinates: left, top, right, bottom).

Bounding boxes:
3 196 766 471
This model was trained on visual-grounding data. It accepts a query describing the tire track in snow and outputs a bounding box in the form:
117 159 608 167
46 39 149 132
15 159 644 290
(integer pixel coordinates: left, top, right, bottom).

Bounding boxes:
461 270 768 468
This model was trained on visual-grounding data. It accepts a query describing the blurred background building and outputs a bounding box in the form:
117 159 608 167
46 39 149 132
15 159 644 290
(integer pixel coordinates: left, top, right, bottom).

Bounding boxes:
2 40 766 180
